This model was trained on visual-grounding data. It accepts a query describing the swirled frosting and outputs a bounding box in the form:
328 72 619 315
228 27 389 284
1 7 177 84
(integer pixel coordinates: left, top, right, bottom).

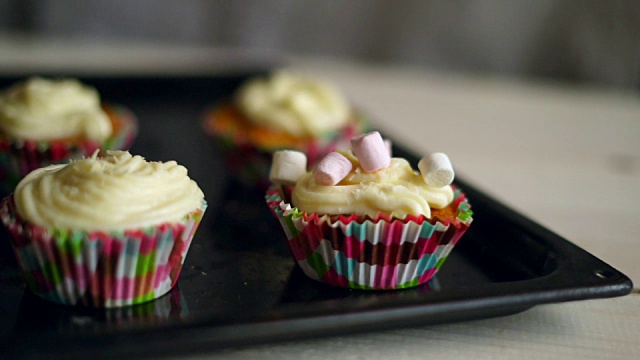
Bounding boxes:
234 71 351 137
292 152 453 218
14 151 205 231
0 77 112 141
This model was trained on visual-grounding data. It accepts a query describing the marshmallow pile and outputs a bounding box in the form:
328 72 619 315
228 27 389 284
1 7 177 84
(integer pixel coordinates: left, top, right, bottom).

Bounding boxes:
269 131 454 189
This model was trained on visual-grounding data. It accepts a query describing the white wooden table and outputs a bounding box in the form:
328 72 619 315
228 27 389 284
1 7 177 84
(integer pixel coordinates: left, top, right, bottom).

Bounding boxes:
2 37 639 360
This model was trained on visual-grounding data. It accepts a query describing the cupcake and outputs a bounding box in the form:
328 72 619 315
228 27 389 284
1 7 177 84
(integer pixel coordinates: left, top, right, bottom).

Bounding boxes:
266 132 472 290
0 77 138 191
0 151 206 307
203 70 367 187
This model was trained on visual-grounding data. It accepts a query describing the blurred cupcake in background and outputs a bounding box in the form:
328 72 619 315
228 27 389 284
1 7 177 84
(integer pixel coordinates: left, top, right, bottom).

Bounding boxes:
203 70 367 188
0 77 138 192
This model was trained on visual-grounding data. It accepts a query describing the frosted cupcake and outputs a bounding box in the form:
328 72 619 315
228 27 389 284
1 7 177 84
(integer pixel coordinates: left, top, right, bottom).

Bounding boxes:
0 151 206 307
203 70 367 187
266 132 472 290
0 77 138 191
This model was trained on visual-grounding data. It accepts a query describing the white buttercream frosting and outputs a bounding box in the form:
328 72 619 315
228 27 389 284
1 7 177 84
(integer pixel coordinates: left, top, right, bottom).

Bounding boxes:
235 71 351 137
0 77 112 141
292 152 454 218
14 151 205 231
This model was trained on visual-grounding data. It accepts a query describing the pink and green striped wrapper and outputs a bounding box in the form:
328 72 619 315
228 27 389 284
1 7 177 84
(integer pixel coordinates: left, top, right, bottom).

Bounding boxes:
266 187 472 290
0 195 206 308
0 104 138 191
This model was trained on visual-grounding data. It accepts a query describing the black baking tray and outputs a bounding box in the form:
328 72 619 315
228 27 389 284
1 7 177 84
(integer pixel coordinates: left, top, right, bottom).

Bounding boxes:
0 74 633 359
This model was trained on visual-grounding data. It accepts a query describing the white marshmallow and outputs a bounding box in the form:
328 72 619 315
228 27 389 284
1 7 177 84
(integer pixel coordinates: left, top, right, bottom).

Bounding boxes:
418 152 454 187
269 150 308 185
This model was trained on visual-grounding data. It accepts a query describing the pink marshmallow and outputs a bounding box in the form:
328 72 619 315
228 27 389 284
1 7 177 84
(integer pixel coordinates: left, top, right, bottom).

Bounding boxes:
350 131 391 173
384 139 392 156
313 152 353 186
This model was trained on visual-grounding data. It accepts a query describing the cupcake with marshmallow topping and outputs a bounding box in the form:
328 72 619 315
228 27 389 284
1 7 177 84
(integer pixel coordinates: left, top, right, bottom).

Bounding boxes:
266 131 472 290
0 77 138 191
203 70 367 187
0 151 206 307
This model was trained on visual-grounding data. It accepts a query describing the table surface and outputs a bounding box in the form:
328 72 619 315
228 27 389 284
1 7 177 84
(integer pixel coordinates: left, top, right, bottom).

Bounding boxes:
1 36 639 360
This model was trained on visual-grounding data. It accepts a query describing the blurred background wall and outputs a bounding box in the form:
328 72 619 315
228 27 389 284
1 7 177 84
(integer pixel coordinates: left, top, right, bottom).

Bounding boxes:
1 0 638 90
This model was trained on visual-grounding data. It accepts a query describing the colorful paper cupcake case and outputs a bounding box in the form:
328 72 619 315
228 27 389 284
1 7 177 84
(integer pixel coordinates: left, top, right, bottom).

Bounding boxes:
1 196 206 307
266 188 472 290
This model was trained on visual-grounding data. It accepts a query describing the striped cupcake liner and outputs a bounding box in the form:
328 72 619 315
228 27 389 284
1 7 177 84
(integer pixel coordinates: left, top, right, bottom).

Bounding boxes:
0 196 206 308
266 188 472 290
0 104 138 191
